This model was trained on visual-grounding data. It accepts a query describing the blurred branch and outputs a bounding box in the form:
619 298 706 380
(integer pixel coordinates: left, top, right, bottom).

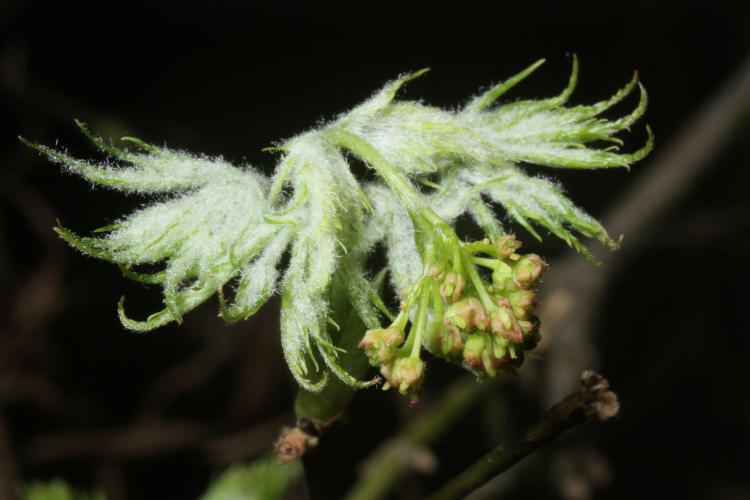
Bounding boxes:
22 411 292 465
135 333 244 416
427 371 619 500
343 376 501 500
203 412 293 464
23 418 212 463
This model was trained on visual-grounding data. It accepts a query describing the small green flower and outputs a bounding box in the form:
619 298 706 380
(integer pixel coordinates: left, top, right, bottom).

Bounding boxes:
23 56 651 396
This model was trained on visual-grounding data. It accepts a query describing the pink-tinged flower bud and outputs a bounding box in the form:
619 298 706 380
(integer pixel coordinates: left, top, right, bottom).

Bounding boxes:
489 304 524 342
463 333 515 377
490 336 508 360
495 235 522 259
463 333 487 368
439 325 464 357
385 357 425 395
491 261 513 290
359 328 404 364
509 289 537 309
518 316 539 338
512 254 546 286
382 327 405 347
428 262 447 281
444 297 488 331
440 271 466 303
359 328 384 358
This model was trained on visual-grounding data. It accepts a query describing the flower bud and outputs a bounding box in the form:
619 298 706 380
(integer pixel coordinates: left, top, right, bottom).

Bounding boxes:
384 357 425 396
489 306 511 332
440 271 466 303
463 332 516 376
382 327 405 347
359 327 404 364
428 262 447 281
490 336 508 360
439 325 464 357
489 304 523 342
359 328 384 358
509 288 537 308
518 316 539 338
444 297 488 331
495 235 522 259
508 289 537 319
463 333 487 368
513 254 546 286
491 261 513 290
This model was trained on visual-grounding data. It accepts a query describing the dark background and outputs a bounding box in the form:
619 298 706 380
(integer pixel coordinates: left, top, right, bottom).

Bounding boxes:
2 2 749 499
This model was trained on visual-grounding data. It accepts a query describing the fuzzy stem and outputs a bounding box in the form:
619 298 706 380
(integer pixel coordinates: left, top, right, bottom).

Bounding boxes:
326 129 423 216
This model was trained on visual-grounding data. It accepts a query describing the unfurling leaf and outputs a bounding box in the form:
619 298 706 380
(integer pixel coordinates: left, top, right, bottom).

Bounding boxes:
27 57 651 393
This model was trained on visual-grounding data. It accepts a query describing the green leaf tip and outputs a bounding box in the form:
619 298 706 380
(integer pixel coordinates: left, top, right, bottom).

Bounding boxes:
35 57 652 396
464 58 547 115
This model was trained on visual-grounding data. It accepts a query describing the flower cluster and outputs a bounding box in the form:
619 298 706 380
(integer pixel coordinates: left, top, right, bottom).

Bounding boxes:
359 232 545 399
435 236 544 377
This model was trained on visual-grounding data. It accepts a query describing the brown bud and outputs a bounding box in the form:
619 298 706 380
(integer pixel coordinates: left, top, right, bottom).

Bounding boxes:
275 426 319 463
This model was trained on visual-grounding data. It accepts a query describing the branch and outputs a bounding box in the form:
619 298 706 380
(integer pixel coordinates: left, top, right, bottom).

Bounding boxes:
22 412 293 465
426 371 619 500
342 376 501 500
